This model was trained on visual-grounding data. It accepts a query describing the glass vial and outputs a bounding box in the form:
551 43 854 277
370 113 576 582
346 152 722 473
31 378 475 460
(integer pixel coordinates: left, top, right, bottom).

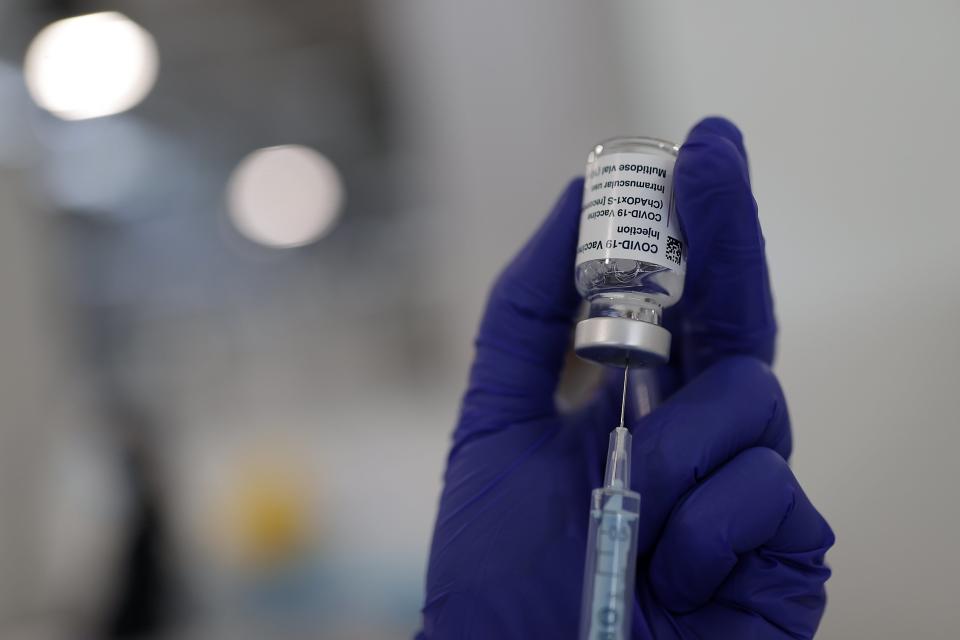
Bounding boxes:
574 137 686 367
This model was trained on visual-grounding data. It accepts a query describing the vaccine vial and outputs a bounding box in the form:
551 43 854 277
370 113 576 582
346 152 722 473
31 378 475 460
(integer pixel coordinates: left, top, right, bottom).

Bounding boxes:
574 137 686 367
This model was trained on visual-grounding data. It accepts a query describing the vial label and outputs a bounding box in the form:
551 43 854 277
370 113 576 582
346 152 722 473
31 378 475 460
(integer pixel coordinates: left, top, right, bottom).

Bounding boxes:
577 152 685 273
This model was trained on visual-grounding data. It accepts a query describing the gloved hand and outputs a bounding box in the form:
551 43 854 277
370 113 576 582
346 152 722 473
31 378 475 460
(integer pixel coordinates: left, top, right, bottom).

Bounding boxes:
417 118 834 639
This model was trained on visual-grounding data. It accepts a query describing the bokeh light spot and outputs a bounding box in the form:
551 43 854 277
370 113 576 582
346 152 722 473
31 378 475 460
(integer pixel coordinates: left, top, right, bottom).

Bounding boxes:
24 12 159 121
227 145 345 249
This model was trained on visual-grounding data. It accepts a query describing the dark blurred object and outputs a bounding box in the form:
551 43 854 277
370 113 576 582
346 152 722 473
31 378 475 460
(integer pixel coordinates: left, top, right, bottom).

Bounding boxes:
101 401 171 639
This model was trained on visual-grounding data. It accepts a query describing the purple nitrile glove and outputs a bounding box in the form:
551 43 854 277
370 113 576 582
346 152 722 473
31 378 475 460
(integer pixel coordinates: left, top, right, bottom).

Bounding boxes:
417 117 834 639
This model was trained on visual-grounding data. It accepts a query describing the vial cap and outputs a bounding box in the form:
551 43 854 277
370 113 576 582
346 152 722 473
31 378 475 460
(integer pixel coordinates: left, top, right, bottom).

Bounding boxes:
574 316 671 367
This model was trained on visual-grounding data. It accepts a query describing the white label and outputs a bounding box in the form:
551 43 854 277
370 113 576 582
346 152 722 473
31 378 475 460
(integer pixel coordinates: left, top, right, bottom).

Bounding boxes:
576 152 685 273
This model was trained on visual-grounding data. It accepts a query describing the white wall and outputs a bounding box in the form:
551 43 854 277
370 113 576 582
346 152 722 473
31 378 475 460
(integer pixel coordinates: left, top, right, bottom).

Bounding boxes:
0 167 122 636
611 2 960 637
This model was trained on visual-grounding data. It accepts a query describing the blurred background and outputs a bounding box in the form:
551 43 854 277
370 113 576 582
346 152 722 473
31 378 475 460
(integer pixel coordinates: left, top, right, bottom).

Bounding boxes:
0 0 958 638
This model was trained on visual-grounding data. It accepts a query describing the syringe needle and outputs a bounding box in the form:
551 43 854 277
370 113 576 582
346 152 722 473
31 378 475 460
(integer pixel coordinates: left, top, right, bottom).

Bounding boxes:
619 358 630 430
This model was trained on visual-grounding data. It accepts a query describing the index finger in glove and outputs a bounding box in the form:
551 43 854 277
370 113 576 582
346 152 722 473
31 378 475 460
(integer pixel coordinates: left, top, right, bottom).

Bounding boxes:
667 117 777 378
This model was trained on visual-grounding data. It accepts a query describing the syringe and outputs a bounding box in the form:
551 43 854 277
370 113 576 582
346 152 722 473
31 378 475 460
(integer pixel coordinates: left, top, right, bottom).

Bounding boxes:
578 366 641 640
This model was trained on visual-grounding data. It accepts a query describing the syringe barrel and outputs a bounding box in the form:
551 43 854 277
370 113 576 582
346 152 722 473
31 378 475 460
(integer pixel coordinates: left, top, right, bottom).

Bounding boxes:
578 486 641 640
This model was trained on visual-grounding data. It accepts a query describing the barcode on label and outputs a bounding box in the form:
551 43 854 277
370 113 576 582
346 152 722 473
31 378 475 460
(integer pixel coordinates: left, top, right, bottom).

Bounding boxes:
665 236 683 264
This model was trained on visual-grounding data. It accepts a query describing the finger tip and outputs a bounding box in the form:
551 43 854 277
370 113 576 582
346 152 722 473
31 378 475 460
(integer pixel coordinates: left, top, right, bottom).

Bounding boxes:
562 176 585 204
679 116 750 195
674 131 757 261
688 116 745 148
489 177 586 317
550 176 585 228
677 133 749 191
